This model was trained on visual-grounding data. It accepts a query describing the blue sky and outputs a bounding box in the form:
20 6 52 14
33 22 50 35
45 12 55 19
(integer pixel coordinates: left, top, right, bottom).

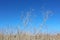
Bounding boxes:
0 0 60 34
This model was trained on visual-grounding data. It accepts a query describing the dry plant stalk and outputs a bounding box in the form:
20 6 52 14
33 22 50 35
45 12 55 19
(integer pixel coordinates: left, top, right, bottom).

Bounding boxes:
1 9 60 40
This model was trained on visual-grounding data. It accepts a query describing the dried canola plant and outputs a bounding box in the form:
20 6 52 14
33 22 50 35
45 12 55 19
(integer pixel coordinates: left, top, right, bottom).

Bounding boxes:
0 9 60 40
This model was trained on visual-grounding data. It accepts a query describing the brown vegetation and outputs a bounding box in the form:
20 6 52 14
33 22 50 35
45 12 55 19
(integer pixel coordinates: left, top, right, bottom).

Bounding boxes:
0 9 60 40
0 32 60 40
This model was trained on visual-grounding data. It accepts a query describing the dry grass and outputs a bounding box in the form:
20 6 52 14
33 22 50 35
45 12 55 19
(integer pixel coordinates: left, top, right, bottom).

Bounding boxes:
0 32 60 40
0 9 59 40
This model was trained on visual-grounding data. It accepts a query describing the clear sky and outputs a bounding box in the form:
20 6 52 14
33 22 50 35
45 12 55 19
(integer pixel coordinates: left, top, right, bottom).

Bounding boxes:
0 0 60 34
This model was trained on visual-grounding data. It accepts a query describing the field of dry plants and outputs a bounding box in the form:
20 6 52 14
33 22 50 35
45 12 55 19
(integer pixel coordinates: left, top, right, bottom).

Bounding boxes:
0 10 60 40
0 32 60 40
